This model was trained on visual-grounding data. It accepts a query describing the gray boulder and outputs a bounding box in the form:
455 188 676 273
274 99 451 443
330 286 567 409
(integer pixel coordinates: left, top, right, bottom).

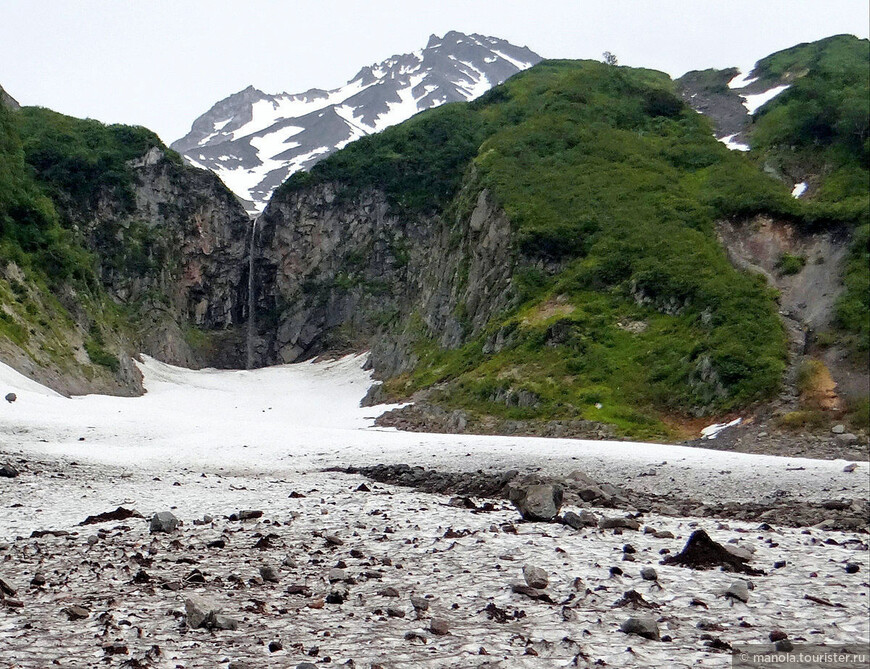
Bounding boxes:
185 595 239 630
0 464 19 478
510 484 563 521
522 565 549 590
563 510 598 529
149 511 179 533
4 393 16 403
620 616 660 640
725 579 750 603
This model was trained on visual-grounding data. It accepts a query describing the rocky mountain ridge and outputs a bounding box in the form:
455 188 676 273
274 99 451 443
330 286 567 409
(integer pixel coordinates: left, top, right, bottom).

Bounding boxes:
171 31 541 213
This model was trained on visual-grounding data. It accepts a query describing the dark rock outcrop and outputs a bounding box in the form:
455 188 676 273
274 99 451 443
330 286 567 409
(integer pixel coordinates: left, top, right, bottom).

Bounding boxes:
252 184 514 370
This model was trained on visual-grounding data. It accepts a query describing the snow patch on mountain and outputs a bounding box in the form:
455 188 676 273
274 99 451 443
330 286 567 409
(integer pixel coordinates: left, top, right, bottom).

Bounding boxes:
172 32 541 214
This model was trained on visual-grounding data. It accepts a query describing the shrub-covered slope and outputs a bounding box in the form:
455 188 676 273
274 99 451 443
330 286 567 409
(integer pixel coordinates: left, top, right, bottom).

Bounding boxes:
264 59 829 438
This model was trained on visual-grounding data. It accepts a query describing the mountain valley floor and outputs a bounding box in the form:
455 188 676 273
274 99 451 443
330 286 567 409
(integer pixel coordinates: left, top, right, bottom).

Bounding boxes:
0 355 867 667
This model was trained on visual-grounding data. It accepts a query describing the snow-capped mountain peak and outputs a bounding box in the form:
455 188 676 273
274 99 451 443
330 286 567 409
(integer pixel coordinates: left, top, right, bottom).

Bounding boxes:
171 31 541 213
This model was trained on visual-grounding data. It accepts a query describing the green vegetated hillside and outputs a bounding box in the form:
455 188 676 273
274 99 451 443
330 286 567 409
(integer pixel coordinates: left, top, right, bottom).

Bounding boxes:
0 99 132 390
747 35 869 354
281 59 852 439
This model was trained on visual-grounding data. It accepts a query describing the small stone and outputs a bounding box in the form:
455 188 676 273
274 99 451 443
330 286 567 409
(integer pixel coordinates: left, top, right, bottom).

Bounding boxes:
4 393 16 403
326 590 346 604
769 630 788 642
62 605 90 621
386 607 406 618
102 642 128 655
268 641 283 652
725 580 750 603
87 535 99 545
430 618 450 635
843 463 858 473
775 639 794 652
563 510 598 529
836 433 858 444
327 568 347 582
325 533 344 546
620 616 659 640
260 565 280 582
149 511 179 533
238 510 263 520
410 595 429 612
831 424 846 434
653 530 674 539
845 563 860 574
773 560 786 569
30 573 46 587
379 586 400 598
522 565 549 590
640 567 658 581
599 517 641 530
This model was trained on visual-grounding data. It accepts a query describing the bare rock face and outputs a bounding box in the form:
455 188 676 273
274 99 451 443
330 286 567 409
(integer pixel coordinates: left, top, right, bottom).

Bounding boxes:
254 184 515 372
509 484 564 522
0 84 19 111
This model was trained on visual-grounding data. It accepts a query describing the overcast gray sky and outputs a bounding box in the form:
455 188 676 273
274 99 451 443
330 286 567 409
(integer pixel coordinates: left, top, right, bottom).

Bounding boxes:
1 0 867 143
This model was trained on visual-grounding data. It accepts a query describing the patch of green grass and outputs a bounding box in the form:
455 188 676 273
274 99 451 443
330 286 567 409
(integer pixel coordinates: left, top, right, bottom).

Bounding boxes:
776 252 807 275
775 409 828 430
84 337 120 372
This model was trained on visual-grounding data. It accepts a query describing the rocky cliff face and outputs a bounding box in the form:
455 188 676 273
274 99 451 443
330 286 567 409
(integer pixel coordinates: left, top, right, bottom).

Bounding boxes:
83 147 252 370
2 145 254 397
250 180 515 372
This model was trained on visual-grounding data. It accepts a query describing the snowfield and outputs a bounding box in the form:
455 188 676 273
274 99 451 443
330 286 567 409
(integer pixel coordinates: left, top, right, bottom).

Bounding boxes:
0 355 868 667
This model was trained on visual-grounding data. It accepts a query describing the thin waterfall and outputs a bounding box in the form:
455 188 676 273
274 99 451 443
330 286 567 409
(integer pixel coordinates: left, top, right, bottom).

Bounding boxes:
246 215 260 370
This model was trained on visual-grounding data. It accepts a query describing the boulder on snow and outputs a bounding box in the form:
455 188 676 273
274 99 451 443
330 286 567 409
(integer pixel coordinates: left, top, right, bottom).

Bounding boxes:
620 616 660 640
662 529 763 576
563 510 598 529
149 511 179 533
4 393 16 403
509 484 563 521
522 564 549 590
185 595 239 630
0 464 19 478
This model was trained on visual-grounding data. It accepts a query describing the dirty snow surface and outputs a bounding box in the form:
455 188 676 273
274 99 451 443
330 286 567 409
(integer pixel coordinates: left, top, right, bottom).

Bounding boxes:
0 356 868 668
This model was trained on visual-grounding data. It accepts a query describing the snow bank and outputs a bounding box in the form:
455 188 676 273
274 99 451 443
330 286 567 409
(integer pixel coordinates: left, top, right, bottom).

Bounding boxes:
1 355 866 517
742 85 790 115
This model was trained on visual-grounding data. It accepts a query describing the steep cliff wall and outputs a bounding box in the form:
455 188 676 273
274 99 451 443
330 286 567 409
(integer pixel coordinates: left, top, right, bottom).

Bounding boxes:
85 147 250 369
252 179 515 371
